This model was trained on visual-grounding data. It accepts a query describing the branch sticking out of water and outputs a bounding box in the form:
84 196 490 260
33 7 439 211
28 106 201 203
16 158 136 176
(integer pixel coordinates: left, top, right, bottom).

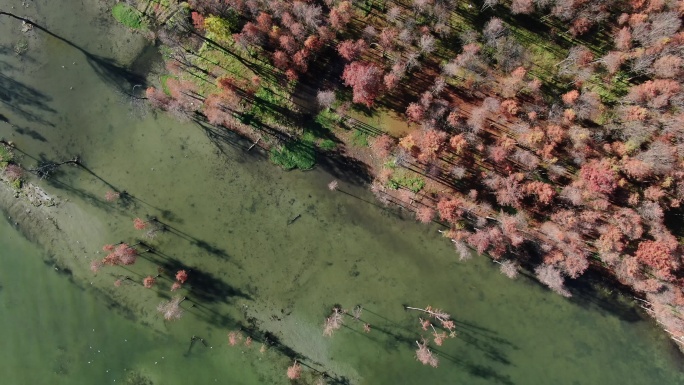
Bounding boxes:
404 305 456 332
29 156 81 179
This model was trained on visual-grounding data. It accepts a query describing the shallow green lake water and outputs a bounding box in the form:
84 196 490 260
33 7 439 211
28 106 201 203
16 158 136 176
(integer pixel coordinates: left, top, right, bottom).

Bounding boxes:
1 1 683 384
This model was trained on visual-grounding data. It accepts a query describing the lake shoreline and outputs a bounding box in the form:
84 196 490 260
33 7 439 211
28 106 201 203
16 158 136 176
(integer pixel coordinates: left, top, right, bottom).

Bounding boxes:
1 1 684 382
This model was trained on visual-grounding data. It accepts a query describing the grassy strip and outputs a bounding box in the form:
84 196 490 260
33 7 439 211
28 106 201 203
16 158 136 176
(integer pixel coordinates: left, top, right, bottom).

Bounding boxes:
388 169 426 193
0 145 13 168
112 3 145 29
270 139 315 170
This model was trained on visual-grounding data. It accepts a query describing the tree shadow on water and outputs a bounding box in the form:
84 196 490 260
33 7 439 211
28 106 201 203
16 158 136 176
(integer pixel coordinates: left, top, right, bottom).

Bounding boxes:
316 148 372 187
360 307 516 385
565 268 642 323
194 118 268 162
153 218 235 263
0 12 145 93
0 71 56 127
10 123 47 142
152 254 251 305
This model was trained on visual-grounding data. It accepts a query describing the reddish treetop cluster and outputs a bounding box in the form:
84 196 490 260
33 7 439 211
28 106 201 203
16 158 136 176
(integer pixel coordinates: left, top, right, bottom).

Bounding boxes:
102 243 137 266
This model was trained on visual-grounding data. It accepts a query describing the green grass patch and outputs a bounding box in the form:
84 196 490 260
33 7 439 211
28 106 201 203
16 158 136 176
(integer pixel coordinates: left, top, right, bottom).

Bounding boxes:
314 109 342 131
250 86 293 125
388 170 426 193
270 139 315 170
0 146 13 168
112 3 145 29
591 71 630 105
160 75 174 96
319 139 337 150
351 129 370 147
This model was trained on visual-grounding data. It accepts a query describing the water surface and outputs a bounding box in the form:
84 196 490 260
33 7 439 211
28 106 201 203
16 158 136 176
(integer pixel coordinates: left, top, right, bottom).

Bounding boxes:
0 1 683 384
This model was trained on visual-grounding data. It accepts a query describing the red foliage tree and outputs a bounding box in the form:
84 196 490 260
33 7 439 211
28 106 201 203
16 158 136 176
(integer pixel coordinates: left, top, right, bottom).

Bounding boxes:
570 18 592 37
535 264 571 297
289 22 305 40
621 105 648 121
228 331 242 346
342 61 384 107
467 230 492 255
415 206 435 223
494 175 524 208
415 339 439 367
488 145 509 163
621 157 652 179
191 11 205 32
176 270 188 284
379 28 399 52
292 49 310 73
255 12 272 32
102 243 138 266
279 34 298 54
317 25 335 43
635 240 677 280
626 79 681 108
304 35 322 52
500 99 519 118
383 73 399 90
437 197 463 223
579 159 618 195
329 1 353 30
644 185 666 201
90 260 103 273
337 39 367 61
272 50 289 69
370 134 396 159
240 22 264 47
406 103 425 122
166 78 198 112
204 93 239 126
560 249 589 278
143 275 156 289
104 190 120 202
446 111 460 127
525 181 556 205
653 55 683 78
596 225 625 254
133 218 147 230
601 51 624 74
510 0 534 14
418 129 448 161
146 87 171 109
614 27 632 50
287 360 302 379
117 244 138 265
562 90 580 105
285 69 299 81
217 76 238 92
449 134 468 154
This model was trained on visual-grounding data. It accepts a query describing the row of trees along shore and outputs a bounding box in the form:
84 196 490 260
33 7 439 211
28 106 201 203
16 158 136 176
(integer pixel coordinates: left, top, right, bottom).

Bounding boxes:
113 0 684 353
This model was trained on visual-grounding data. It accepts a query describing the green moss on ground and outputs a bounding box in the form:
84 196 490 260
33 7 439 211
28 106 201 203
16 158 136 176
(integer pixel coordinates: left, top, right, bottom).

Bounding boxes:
270 139 315 170
0 146 13 168
112 3 145 29
351 129 370 147
388 170 426 193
